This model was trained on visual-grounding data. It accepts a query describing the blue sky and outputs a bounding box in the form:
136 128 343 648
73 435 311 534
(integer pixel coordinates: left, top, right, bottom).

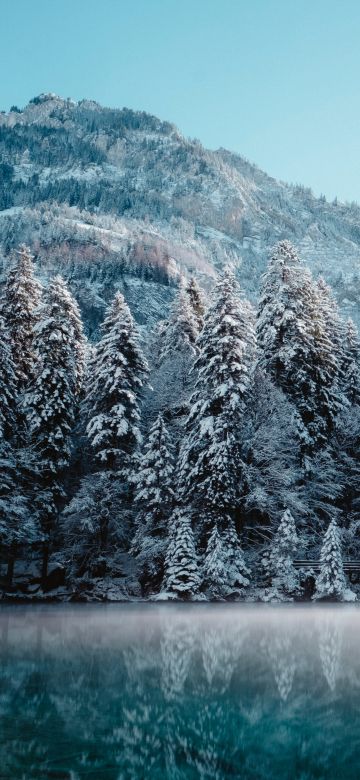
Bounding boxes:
1 0 360 202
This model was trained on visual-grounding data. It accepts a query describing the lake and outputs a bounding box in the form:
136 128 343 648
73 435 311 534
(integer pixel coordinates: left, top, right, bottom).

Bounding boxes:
0 604 359 779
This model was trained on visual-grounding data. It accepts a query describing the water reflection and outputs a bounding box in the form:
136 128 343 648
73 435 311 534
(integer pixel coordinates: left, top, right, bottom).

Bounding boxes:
0 605 359 779
318 618 343 692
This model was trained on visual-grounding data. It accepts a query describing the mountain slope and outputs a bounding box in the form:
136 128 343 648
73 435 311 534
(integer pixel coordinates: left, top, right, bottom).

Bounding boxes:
1 92 360 331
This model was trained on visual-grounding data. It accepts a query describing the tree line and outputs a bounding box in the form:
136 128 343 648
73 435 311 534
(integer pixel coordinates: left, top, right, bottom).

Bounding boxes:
0 240 359 600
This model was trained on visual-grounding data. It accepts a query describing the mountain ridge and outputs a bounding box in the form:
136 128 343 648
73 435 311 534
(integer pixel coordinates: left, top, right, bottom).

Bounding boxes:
1 93 360 332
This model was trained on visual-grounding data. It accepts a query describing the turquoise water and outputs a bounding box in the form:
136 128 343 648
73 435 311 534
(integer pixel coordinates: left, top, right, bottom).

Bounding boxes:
0 605 359 779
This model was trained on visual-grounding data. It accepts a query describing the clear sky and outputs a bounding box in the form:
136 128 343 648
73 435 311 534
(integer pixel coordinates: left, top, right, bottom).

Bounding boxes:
1 0 360 203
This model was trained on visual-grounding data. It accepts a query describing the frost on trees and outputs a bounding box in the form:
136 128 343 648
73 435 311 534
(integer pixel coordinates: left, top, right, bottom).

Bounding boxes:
316 276 347 376
160 282 199 359
178 267 255 543
203 520 250 598
51 275 87 397
85 291 148 474
333 404 360 551
62 471 128 579
224 520 251 590
3 244 42 393
202 525 228 597
26 276 77 581
343 318 360 406
147 283 199 431
0 316 17 444
27 277 76 485
162 509 201 599
313 518 355 601
257 240 342 455
241 369 304 525
0 316 38 585
132 413 174 593
185 276 206 334
262 509 300 597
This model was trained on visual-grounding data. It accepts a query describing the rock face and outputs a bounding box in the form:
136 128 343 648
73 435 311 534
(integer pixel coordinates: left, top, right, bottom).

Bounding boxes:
1 92 360 333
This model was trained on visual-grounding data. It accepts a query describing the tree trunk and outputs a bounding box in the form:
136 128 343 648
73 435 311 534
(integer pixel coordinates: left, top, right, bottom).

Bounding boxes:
6 543 17 589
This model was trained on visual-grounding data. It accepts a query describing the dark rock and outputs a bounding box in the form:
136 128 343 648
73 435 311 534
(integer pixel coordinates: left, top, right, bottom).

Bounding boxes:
44 564 66 592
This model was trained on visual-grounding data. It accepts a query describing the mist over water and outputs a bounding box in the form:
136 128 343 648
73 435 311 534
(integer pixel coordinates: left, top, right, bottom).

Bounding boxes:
0 604 359 779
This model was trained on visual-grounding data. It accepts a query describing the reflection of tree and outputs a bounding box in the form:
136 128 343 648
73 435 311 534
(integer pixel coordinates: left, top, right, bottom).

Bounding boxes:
1 606 360 779
319 618 343 692
201 624 246 693
238 695 265 726
180 701 233 780
0 668 69 779
160 615 196 701
267 634 296 701
113 698 164 779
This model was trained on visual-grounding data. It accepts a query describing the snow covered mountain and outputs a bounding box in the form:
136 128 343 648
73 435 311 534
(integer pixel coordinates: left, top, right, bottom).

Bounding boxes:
1 92 360 332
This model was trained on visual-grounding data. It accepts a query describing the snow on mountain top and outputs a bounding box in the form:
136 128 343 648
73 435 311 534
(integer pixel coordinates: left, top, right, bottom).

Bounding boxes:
1 93 360 329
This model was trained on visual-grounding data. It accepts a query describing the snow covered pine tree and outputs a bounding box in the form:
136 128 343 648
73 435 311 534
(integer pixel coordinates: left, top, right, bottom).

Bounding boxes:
3 245 42 395
185 276 206 334
343 318 360 406
51 275 87 398
178 266 254 555
162 509 201 599
132 413 174 593
61 471 127 580
0 316 38 586
26 276 77 584
257 240 342 456
148 281 199 434
313 518 355 601
203 521 250 598
262 509 299 598
85 291 148 475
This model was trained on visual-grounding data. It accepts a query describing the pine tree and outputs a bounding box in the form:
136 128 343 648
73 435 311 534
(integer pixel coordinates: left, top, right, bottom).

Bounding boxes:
313 518 353 601
308 282 343 448
257 241 302 382
223 519 250 589
27 277 76 481
3 245 42 393
162 510 201 598
317 276 347 367
85 292 148 473
132 414 174 592
145 284 199 437
62 471 129 579
202 525 228 596
316 275 347 414
160 283 199 361
203 520 250 597
257 241 342 454
26 277 77 582
0 316 38 585
263 509 299 595
178 267 255 541
185 276 206 334
0 316 17 440
242 369 305 524
343 318 360 405
51 276 87 397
